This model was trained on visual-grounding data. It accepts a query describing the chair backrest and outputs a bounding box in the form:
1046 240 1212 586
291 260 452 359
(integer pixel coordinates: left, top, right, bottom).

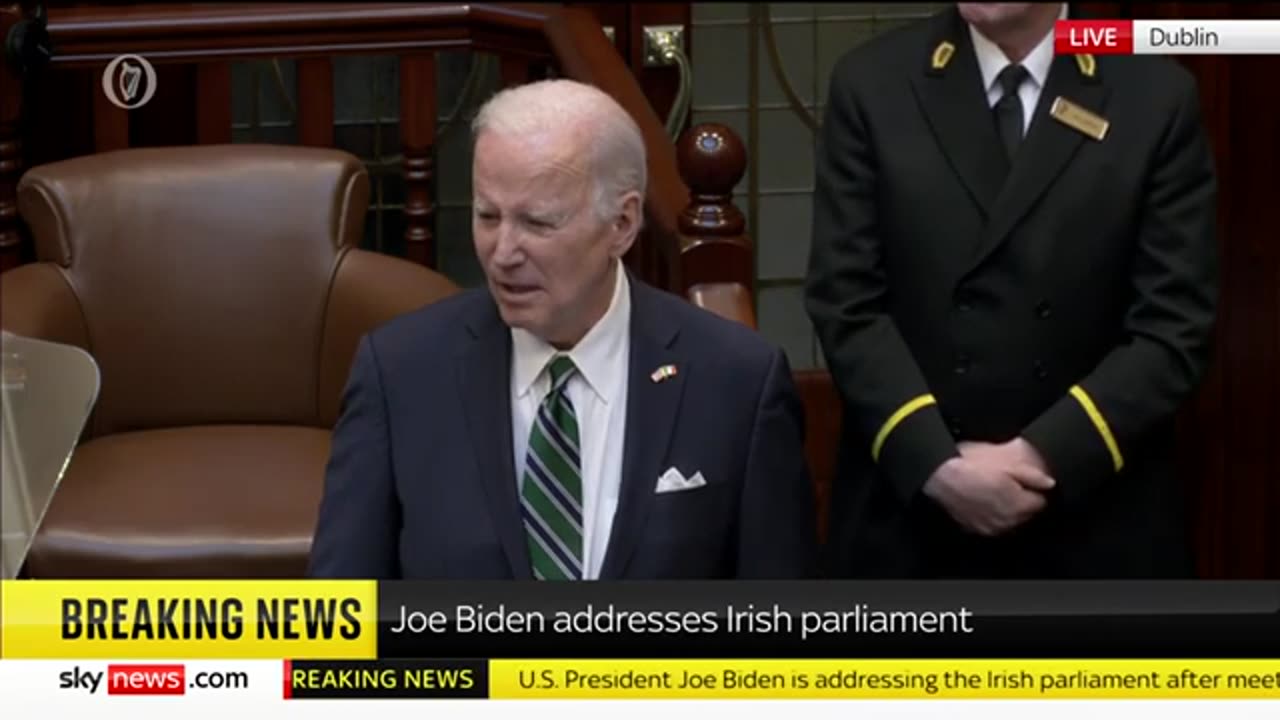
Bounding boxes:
16 145 375 436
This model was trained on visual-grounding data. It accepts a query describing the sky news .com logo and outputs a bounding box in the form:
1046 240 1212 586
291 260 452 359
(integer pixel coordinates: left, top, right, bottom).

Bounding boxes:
59 664 249 695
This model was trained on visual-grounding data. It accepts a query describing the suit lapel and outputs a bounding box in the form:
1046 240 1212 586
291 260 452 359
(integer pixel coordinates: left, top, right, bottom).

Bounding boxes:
964 52 1110 276
598 280 685 579
456 297 530 579
909 8 1008 219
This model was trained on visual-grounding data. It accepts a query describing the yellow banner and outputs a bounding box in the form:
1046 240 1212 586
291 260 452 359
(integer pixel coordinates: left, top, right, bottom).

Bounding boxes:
1 580 377 659
489 659 1280 699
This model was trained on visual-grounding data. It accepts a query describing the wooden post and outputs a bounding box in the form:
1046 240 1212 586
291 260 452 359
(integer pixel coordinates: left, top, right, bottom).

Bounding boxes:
92 65 130 152
0 3 27 271
399 53 437 266
675 122 753 327
297 58 334 147
500 55 528 87
195 62 233 144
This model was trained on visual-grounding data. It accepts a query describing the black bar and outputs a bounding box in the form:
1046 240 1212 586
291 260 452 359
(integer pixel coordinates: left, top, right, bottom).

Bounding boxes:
288 659 488 698
375 582 1280 658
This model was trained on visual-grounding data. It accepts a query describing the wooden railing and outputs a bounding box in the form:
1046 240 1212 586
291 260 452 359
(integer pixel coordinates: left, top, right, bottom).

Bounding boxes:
0 2 755 327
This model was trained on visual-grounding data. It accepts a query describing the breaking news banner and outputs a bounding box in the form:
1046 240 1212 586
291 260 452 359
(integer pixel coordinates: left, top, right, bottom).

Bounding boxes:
1 580 1278 712
3 580 1279 659
3 580 1280 658
1056 19 1280 54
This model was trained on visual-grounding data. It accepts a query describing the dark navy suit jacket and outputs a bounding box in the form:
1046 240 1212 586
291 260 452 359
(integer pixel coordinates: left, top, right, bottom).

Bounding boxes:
307 277 818 579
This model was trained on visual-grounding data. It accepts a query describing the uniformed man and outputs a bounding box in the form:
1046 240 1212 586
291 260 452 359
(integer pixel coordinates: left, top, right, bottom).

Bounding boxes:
806 2 1218 578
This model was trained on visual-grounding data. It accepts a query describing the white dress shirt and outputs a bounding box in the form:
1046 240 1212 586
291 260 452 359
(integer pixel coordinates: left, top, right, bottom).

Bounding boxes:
969 4 1067 134
510 263 630 580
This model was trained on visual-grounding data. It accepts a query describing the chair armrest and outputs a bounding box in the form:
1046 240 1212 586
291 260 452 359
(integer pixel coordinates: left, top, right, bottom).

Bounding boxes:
0 263 90 350
317 248 459 426
687 282 756 329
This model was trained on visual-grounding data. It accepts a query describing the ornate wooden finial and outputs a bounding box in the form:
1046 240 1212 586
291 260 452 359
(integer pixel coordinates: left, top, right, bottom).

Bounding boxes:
676 123 747 239
675 123 753 309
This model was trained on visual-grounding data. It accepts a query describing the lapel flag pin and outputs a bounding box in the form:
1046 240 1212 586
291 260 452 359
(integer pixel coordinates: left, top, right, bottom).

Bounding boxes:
650 364 678 383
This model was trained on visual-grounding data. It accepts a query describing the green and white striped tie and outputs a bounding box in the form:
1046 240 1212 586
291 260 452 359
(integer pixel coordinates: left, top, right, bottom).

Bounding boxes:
520 355 584 580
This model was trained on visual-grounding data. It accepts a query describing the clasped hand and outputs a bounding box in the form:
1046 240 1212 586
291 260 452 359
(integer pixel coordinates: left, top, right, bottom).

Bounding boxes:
923 438 1055 536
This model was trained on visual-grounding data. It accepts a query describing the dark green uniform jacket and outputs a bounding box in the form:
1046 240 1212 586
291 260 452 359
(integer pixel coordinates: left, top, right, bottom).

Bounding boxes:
807 6 1218 577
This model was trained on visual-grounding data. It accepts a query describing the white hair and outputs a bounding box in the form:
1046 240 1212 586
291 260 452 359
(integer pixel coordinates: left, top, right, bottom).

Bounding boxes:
471 79 647 224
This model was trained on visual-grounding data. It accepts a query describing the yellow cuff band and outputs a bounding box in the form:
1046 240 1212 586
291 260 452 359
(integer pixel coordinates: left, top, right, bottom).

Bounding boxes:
1069 385 1124 472
872 394 937 462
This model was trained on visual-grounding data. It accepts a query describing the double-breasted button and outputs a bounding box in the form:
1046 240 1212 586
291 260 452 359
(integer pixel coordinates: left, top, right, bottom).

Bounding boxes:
1036 299 1053 318
954 354 971 375
945 414 962 437
1034 360 1049 380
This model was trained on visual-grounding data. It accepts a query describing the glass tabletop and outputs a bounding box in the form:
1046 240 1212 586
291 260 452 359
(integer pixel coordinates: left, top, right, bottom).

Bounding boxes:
1 332 100 579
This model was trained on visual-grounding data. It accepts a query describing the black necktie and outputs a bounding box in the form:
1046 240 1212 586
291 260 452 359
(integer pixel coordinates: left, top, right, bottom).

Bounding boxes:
994 64 1029 162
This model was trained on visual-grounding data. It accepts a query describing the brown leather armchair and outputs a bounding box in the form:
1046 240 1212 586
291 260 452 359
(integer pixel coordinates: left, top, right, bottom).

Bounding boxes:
0 145 457 578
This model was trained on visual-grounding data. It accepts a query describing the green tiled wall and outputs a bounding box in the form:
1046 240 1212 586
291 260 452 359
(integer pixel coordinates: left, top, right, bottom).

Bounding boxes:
692 3 944 369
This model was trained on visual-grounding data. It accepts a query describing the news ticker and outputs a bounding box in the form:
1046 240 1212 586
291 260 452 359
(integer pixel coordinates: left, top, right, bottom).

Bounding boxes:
297 659 1280 699
8 659 1280 700
1056 19 1280 54
3 580 1280 660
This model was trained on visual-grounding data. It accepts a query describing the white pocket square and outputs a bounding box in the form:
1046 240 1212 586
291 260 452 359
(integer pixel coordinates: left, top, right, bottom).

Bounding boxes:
655 467 706 494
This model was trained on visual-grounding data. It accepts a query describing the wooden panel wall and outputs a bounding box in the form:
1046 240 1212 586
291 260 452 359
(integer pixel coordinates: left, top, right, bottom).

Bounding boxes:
1083 1 1280 578
1149 1 1280 579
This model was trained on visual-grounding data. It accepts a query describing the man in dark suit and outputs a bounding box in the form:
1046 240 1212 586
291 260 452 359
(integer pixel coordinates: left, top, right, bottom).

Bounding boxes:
807 3 1218 578
309 79 816 580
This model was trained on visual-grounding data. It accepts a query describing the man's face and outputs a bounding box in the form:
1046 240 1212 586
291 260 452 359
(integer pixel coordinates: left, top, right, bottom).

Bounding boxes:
957 3 1039 30
472 129 628 347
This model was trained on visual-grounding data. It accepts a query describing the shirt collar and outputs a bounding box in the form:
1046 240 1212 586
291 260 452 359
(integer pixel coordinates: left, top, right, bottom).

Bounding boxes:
968 3 1065 95
512 262 631 404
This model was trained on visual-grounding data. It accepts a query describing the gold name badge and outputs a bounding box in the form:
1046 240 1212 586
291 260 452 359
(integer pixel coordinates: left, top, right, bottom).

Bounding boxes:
1050 97 1109 141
